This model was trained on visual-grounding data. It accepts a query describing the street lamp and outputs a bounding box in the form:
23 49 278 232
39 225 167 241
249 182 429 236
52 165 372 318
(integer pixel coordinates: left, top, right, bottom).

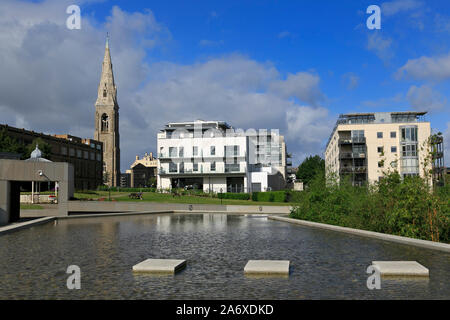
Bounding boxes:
220 188 223 205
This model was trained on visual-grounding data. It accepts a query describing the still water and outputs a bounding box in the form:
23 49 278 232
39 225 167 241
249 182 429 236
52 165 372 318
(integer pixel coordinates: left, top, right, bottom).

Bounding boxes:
0 213 449 299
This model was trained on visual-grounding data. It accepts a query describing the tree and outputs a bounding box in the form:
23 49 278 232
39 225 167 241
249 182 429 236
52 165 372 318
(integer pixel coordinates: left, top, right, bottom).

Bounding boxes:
296 155 325 187
0 128 26 158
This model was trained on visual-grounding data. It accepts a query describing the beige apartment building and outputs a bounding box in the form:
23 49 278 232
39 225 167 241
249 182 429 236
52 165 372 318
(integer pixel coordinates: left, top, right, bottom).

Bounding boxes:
325 112 432 186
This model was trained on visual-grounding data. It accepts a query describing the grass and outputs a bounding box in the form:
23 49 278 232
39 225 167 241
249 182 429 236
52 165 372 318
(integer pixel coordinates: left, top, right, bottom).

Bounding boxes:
20 204 44 210
73 191 293 206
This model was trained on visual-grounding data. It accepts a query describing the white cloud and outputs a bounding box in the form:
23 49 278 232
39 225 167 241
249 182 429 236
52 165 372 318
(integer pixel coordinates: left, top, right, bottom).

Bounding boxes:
406 85 446 112
397 52 450 81
268 72 324 107
367 32 393 62
0 1 330 169
381 0 423 16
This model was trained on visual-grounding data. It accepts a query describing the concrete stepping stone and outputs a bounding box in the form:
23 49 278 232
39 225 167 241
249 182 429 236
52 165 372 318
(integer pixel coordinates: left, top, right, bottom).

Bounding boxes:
132 259 186 274
244 260 290 275
372 261 429 277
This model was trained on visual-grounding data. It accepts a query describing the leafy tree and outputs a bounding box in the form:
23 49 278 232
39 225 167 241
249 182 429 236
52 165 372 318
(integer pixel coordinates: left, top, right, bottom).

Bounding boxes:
0 128 26 158
296 155 325 186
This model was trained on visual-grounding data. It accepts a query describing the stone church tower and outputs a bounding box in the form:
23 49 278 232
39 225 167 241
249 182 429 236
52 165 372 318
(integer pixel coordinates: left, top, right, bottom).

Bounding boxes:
94 38 120 187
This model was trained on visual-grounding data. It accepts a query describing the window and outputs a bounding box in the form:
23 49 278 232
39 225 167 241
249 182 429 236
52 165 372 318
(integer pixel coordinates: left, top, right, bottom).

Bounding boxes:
193 163 198 171
69 148 75 157
401 127 418 142
179 147 184 157
391 146 397 153
377 146 384 153
169 147 177 157
96 153 101 161
77 149 82 158
103 89 107 97
378 161 384 168
90 152 95 160
101 114 109 132
377 132 383 138
390 131 396 138
169 162 177 173
210 146 215 156
210 161 216 171
61 146 67 155
84 151 89 159
402 144 417 157
193 146 198 156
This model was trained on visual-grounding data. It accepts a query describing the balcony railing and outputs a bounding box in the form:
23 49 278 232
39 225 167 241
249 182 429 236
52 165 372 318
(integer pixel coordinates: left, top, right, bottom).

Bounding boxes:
339 152 366 159
159 167 246 175
338 137 366 145
339 166 367 173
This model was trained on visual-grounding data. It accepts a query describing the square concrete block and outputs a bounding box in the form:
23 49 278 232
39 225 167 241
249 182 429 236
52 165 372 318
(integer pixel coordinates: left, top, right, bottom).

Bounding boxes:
132 259 186 274
372 261 429 277
244 260 290 275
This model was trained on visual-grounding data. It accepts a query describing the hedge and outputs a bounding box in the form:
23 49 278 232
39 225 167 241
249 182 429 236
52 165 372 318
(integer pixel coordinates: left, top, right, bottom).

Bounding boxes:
218 193 251 200
97 186 156 192
251 191 288 202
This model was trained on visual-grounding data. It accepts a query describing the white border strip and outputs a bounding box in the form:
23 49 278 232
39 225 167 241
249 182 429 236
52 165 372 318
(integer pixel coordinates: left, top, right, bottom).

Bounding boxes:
268 215 450 253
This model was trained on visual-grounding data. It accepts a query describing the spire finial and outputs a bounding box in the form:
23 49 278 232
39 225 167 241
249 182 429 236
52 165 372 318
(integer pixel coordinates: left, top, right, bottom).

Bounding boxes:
106 32 109 49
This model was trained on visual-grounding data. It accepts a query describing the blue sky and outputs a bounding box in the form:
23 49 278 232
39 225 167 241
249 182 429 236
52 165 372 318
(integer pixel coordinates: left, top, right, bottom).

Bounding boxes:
0 0 449 169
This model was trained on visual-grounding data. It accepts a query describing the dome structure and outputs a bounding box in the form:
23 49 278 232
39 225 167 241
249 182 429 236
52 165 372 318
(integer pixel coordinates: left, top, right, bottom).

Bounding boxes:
25 144 52 162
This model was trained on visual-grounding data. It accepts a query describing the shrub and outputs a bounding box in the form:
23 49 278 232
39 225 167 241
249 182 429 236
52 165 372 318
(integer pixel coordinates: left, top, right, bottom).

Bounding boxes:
290 171 450 243
252 191 287 202
218 193 250 200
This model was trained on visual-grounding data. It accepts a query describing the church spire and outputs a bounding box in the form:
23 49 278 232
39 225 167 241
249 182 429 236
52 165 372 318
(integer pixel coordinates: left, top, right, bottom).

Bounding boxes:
96 34 117 107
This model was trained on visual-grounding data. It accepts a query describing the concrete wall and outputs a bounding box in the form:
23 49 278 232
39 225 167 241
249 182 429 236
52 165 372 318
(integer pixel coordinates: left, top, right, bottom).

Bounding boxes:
67 201 291 214
0 160 74 224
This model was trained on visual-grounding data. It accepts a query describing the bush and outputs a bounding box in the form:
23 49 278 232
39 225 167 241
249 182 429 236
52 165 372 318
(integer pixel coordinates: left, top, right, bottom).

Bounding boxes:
218 193 250 200
251 191 287 202
290 171 450 243
97 186 157 193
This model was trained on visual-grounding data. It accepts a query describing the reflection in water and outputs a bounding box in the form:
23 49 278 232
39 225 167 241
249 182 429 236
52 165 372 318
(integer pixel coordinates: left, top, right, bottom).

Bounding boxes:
0 213 448 299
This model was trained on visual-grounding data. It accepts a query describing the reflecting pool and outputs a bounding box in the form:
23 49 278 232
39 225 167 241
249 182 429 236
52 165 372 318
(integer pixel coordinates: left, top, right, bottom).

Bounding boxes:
0 213 449 299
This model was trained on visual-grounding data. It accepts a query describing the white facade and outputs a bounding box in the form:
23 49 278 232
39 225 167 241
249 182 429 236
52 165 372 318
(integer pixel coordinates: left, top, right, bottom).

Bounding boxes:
157 120 289 193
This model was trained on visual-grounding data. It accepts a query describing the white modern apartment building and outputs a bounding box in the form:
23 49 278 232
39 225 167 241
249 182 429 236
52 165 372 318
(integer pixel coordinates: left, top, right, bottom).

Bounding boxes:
325 111 432 186
157 120 290 193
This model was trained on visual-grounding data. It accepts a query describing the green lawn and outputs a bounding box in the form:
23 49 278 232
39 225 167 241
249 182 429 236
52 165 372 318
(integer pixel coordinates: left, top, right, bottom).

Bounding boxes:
73 191 293 206
20 204 44 210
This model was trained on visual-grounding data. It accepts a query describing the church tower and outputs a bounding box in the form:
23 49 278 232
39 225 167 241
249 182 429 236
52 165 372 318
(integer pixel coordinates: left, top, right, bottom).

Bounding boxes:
95 37 120 187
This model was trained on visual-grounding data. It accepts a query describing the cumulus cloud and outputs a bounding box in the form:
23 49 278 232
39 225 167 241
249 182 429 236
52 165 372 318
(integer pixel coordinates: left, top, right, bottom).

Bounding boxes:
406 85 446 112
396 52 450 81
268 72 324 107
0 0 330 169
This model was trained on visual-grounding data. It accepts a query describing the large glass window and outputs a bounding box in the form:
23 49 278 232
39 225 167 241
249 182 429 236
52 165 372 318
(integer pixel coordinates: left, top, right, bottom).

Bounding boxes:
169 147 177 157
401 127 418 142
210 146 215 156
169 162 177 173
402 144 417 157
210 161 216 171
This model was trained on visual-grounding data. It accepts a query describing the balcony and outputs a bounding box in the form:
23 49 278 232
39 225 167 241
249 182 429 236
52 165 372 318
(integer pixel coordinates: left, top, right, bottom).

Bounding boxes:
339 166 367 174
339 152 366 159
338 137 366 145
158 167 246 175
